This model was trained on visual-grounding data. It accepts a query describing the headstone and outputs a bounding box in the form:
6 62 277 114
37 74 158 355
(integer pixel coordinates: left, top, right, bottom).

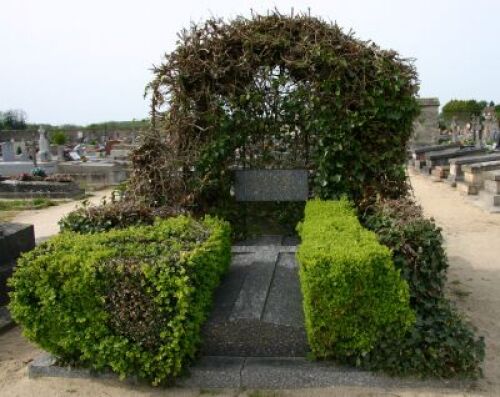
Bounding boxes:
37 127 52 162
1 141 15 162
57 145 65 161
18 140 30 161
234 169 308 202
412 98 440 145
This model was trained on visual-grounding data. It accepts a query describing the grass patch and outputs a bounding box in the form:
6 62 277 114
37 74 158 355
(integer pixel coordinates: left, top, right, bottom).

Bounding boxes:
247 391 283 397
0 198 58 211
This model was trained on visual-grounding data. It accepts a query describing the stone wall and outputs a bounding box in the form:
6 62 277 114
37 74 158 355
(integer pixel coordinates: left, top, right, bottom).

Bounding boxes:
412 98 440 146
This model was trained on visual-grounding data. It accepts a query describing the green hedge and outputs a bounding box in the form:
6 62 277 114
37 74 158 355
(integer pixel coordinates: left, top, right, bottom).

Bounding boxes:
9 215 231 385
361 198 484 378
296 199 415 359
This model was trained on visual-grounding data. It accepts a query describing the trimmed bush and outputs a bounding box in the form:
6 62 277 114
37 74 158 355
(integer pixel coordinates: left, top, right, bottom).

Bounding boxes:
361 198 485 378
58 200 182 234
9 215 231 385
296 199 414 359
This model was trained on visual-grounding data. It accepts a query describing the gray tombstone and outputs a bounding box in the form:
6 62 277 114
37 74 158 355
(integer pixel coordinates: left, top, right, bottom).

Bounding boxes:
1 141 15 162
18 140 30 161
234 169 308 202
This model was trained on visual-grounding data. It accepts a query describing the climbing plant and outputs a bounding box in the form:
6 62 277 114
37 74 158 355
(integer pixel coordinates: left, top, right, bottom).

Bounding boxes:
128 11 419 214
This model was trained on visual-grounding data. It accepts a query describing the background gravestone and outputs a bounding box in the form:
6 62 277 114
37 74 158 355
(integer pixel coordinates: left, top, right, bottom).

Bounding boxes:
0 223 35 306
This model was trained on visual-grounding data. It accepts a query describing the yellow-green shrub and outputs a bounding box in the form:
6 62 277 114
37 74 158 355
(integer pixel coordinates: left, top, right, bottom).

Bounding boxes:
296 199 414 359
9 215 231 385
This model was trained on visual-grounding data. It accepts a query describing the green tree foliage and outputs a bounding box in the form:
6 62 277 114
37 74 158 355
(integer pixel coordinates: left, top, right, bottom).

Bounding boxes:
9 216 231 385
0 109 28 130
296 199 415 358
85 119 149 131
441 99 486 121
50 131 68 145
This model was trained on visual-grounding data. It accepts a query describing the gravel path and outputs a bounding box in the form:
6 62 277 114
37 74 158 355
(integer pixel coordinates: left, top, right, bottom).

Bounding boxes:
10 189 113 241
409 169 500 394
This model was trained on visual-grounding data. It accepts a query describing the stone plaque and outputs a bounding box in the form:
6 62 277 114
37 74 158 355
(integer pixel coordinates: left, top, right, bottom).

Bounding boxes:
234 169 308 202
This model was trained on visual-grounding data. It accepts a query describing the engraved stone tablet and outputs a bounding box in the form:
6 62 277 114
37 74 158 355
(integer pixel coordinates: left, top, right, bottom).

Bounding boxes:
234 169 308 202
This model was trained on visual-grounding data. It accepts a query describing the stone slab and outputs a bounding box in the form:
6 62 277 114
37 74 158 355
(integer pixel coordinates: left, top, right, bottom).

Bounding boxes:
262 253 304 328
469 191 500 213
450 153 500 167
30 353 472 390
179 356 244 388
462 160 500 174
230 259 277 322
428 148 487 168
234 169 308 202
0 223 35 306
412 143 460 156
485 179 500 194
201 237 308 357
0 223 35 264
0 180 84 199
457 182 479 195
234 235 284 246
485 170 500 181
448 154 500 184
201 319 308 357
0 161 57 177
232 245 297 253
431 165 449 181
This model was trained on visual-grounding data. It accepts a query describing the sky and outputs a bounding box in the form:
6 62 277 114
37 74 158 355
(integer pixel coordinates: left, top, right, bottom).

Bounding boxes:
1 0 499 125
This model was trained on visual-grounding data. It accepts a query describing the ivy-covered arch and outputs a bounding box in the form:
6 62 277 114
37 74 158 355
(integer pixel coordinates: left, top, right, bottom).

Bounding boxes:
130 12 419 213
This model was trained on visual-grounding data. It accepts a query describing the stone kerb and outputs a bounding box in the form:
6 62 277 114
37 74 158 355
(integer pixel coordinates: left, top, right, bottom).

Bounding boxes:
0 180 85 199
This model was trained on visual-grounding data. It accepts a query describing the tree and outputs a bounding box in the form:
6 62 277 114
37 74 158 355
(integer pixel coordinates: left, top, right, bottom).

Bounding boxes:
441 100 486 121
50 131 68 145
495 105 500 120
0 109 28 130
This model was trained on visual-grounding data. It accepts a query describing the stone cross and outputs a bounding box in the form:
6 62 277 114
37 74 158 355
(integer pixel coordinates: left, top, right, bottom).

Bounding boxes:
37 127 52 162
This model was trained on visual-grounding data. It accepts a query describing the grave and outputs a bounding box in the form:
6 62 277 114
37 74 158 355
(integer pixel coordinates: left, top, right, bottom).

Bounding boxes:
457 160 500 195
447 153 500 185
431 165 449 181
1 141 16 162
201 169 308 357
472 170 500 212
201 237 307 357
0 223 35 306
422 147 486 174
411 143 461 170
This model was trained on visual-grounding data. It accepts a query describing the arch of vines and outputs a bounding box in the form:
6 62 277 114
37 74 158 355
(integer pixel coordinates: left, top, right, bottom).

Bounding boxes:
129 12 419 215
